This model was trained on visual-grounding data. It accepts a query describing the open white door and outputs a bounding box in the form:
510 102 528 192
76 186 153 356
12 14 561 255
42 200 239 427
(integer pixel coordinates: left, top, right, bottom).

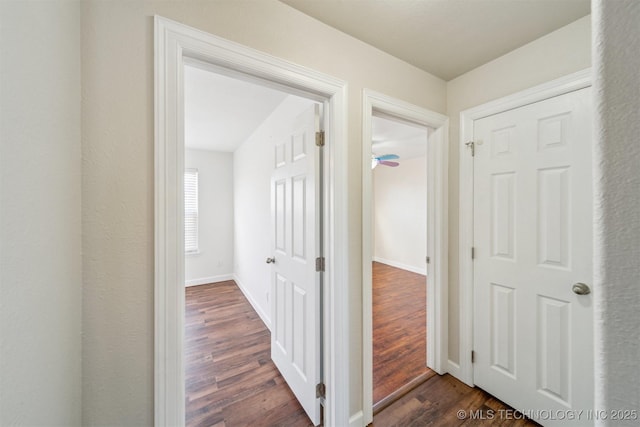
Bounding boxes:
270 104 322 425
473 88 593 426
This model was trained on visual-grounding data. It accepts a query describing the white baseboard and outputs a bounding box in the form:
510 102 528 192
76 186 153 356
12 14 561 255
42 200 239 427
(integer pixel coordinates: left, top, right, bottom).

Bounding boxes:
447 359 460 378
233 274 271 331
447 359 474 387
373 256 427 276
185 274 233 287
349 410 364 427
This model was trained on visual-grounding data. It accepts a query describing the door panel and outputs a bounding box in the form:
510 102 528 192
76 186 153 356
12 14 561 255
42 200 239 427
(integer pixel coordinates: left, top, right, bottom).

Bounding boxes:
536 295 570 404
270 104 321 425
490 283 516 377
473 88 593 426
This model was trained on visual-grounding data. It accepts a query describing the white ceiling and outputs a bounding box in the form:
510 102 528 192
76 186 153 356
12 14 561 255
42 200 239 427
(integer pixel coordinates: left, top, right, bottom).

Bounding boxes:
185 63 426 160
186 1 589 153
372 115 428 161
280 0 590 80
184 64 288 152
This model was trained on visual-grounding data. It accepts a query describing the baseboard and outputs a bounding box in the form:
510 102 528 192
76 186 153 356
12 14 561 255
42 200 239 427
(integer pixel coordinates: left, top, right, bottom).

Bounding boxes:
447 359 461 380
185 274 233 287
349 410 364 427
373 257 427 276
233 274 272 331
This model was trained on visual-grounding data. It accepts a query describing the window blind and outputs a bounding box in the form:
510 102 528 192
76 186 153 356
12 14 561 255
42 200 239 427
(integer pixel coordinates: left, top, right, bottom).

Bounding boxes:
184 168 199 254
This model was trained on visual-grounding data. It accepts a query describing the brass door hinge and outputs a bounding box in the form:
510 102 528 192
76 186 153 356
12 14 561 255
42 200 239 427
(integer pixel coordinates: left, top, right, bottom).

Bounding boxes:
316 131 325 147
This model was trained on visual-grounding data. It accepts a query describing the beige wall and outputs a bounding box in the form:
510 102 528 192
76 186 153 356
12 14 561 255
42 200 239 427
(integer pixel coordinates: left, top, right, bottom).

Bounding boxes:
0 1 82 425
0 1 588 423
592 0 640 415
445 15 592 363
373 156 428 274
184 149 234 285
81 1 446 424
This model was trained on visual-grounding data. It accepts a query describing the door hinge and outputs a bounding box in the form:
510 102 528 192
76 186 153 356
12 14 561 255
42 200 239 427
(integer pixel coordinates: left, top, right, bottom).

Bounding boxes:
465 141 475 157
472 350 476 363
471 247 475 259
316 382 326 398
426 256 430 264
316 131 325 147
315 257 326 272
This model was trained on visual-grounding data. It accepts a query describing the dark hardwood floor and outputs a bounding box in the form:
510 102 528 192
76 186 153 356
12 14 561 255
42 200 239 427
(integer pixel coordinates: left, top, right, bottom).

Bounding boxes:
185 281 312 427
373 261 432 405
185 277 537 427
373 373 540 427
370 262 538 427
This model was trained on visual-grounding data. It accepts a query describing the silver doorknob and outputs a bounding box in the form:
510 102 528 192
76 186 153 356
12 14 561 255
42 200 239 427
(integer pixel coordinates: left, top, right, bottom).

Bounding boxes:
266 257 276 264
572 282 591 295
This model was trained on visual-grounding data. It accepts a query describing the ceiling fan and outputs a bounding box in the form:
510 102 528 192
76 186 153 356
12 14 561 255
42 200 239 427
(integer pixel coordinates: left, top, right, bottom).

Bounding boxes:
371 153 400 169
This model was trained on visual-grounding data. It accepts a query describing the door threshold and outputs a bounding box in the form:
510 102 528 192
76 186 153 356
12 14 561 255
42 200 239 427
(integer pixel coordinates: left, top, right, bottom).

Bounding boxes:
372 370 436 415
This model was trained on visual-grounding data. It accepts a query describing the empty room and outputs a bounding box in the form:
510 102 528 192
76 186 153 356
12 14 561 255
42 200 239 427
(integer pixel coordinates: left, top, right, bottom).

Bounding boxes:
369 114 431 411
182 62 322 426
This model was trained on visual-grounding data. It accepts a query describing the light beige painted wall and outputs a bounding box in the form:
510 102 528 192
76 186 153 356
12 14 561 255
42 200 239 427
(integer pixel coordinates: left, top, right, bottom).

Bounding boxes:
0 1 82 425
373 156 427 274
81 1 446 424
184 149 234 285
445 15 591 363
592 0 640 416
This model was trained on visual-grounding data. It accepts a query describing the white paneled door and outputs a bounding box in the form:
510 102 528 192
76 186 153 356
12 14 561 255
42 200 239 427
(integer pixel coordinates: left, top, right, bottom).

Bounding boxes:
473 88 593 426
270 104 321 425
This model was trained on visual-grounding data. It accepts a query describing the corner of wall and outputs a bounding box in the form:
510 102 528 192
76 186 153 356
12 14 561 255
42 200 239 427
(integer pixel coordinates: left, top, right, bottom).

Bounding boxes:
592 0 640 414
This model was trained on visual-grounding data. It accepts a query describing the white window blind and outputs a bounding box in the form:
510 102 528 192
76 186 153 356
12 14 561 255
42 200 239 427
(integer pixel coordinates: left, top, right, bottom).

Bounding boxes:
184 168 199 254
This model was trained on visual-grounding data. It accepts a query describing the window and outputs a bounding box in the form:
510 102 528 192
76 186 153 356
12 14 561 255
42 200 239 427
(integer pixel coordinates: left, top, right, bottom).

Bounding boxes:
184 168 199 254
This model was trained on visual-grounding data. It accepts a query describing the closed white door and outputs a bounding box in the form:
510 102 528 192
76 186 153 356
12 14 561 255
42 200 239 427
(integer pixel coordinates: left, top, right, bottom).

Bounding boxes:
270 104 321 425
473 88 593 426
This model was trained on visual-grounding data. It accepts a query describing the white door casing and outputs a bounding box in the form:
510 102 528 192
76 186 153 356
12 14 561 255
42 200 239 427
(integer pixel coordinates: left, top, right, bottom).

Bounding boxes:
361 89 449 425
155 16 349 427
472 87 593 426
271 105 321 425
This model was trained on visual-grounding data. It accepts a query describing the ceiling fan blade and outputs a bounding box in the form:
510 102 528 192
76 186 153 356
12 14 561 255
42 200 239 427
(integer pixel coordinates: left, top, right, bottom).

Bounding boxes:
376 154 399 161
379 161 399 167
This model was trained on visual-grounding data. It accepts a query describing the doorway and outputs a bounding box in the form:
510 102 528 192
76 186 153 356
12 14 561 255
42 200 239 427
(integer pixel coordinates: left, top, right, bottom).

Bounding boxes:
370 114 432 410
181 62 322 425
361 90 449 425
466 82 594 426
155 16 349 426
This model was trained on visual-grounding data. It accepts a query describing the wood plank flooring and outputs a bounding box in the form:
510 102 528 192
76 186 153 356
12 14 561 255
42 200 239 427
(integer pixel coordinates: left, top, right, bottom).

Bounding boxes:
185 281 312 427
185 276 538 427
373 373 540 427
373 261 432 405
370 263 538 427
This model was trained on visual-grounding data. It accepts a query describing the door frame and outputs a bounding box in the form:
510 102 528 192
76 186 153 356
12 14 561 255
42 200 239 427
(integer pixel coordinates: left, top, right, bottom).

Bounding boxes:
457 68 592 386
154 16 349 426
361 89 449 425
